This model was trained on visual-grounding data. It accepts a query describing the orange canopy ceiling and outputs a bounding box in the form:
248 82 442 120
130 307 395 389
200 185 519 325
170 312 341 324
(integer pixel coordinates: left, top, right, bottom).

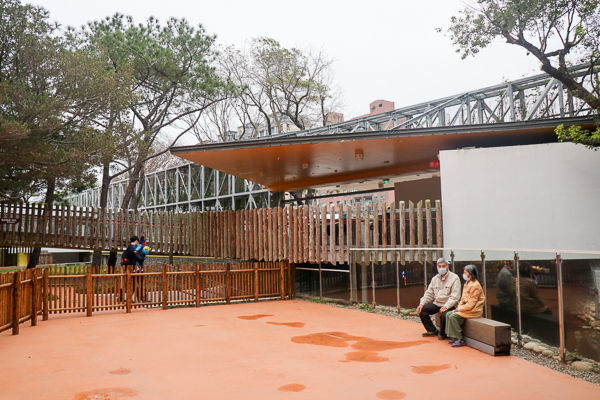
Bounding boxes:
171 118 589 192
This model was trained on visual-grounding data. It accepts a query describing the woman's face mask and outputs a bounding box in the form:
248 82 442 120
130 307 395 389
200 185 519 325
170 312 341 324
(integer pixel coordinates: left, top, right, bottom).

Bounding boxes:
463 273 469 281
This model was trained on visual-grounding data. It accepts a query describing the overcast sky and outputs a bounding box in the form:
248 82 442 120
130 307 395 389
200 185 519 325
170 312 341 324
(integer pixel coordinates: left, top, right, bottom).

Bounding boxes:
38 0 540 136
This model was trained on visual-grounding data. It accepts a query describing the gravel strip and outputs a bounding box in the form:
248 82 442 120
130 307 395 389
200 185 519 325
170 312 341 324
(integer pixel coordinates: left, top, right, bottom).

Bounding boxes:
297 297 600 386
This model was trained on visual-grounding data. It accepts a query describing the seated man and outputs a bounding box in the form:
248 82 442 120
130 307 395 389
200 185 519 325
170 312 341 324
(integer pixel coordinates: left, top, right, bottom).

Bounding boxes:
416 257 461 339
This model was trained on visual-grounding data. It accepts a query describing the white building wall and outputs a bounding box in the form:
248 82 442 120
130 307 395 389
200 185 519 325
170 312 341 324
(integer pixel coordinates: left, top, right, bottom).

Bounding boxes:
440 143 600 255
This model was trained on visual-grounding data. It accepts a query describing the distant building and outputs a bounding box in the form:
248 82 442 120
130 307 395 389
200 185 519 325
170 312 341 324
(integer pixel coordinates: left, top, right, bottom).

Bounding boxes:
350 99 396 120
326 112 344 125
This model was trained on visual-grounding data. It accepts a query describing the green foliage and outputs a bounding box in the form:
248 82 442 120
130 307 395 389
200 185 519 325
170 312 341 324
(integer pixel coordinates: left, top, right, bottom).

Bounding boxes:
0 0 136 202
401 308 416 317
556 123 600 148
358 303 375 312
308 297 329 304
442 1 600 147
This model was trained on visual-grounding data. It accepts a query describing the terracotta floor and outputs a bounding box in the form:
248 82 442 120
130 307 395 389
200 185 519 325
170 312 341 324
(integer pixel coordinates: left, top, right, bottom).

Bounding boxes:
1 301 599 400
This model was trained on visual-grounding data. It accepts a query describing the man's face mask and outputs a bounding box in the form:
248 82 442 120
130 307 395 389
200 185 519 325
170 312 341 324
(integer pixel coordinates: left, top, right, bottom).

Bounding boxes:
437 265 447 275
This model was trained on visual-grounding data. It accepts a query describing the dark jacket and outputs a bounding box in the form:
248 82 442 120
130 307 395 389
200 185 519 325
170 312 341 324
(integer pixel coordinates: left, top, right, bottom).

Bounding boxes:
122 244 144 266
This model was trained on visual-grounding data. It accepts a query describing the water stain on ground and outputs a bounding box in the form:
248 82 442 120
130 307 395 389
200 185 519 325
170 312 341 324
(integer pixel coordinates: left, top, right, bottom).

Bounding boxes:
291 331 429 363
73 387 138 400
267 322 305 328
376 390 407 399
238 314 274 320
341 351 389 363
109 368 132 375
277 384 306 392
411 364 451 374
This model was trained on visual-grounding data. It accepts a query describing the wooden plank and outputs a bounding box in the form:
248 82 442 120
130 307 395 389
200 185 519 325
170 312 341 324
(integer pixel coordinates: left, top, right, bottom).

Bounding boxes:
35 203 43 246
314 206 321 262
372 202 378 251
382 203 388 249
318 207 325 263
426 200 433 264
417 200 423 263
338 203 344 264
290 207 296 263
408 201 415 261
363 204 369 250
399 201 406 262
257 209 263 261
345 203 351 263
308 206 315 263
278 207 283 261
12 271 20 335
302 205 309 263
390 202 396 263
436 200 443 259
281 207 287 261
253 209 259 260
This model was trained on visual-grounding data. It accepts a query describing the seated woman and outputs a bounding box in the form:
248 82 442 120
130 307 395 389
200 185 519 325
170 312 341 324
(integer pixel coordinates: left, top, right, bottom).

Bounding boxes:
446 264 486 348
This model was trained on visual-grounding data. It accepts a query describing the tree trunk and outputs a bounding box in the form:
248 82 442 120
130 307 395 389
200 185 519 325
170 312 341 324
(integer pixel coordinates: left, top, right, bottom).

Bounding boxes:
92 162 112 267
27 178 56 269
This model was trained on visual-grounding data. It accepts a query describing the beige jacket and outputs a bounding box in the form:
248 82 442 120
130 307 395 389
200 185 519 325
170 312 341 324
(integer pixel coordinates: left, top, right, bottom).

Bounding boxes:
455 280 485 318
419 271 461 309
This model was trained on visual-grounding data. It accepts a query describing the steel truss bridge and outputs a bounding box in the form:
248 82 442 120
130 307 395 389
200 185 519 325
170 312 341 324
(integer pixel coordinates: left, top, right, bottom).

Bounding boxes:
66 163 279 212
69 64 598 211
278 63 598 137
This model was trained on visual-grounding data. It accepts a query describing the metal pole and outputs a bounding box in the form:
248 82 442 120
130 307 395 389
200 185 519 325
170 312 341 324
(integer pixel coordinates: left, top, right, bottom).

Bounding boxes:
396 251 401 312
318 260 322 299
515 252 522 346
450 250 455 274
371 251 376 308
556 253 566 363
481 251 487 318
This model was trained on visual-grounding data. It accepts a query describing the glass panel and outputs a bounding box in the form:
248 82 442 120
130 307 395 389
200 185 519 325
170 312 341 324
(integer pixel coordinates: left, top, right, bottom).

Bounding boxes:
296 268 320 297
373 260 397 308
321 269 350 301
562 253 600 362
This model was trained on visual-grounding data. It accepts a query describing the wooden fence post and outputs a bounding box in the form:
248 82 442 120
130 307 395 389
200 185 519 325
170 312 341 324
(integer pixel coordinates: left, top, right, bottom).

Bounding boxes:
254 262 259 302
195 264 200 307
43 268 49 321
31 268 38 326
225 263 231 305
280 261 285 300
162 265 168 310
126 265 132 313
86 267 93 317
12 271 20 335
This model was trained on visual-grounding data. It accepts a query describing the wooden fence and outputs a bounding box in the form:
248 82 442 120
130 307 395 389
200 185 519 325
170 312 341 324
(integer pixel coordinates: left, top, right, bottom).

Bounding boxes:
0 200 442 264
1 261 293 335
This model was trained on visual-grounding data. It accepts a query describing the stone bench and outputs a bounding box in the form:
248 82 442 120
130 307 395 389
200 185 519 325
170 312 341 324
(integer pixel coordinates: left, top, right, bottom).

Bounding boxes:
435 314 511 356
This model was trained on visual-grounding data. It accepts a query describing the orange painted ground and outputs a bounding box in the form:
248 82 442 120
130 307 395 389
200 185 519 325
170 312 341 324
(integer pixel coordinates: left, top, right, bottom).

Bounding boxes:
1 301 599 400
